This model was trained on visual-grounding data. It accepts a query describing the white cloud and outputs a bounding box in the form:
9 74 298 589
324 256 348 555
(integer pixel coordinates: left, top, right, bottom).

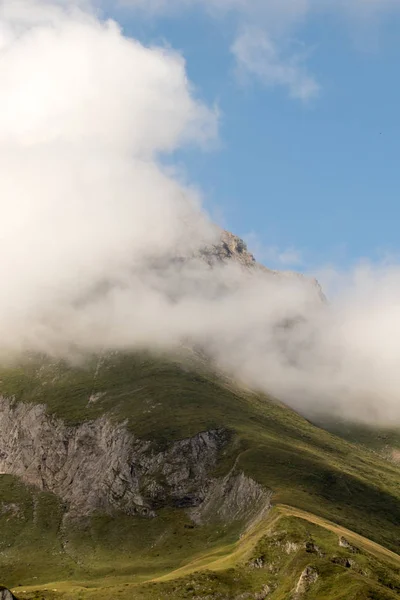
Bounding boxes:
3 0 400 429
232 28 319 101
0 4 216 152
0 0 219 353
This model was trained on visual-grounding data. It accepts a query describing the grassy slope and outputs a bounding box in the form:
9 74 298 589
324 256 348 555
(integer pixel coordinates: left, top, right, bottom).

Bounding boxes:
140 506 400 600
0 351 399 598
10 507 400 600
313 417 400 462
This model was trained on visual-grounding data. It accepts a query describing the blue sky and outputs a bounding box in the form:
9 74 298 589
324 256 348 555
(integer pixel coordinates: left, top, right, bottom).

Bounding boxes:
110 1 400 271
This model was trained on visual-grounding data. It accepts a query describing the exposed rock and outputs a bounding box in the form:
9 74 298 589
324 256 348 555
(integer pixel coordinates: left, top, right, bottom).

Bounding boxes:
189 469 271 525
0 397 269 523
0 587 17 600
305 540 324 556
0 397 226 516
293 566 318 598
332 556 355 568
201 229 326 303
248 557 265 569
254 585 271 600
200 230 258 269
285 541 300 554
267 562 279 574
338 536 359 553
87 392 105 405
389 448 400 464
234 588 271 600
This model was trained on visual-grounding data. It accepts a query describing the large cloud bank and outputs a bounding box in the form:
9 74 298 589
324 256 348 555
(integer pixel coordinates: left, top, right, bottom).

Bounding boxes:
1 0 400 426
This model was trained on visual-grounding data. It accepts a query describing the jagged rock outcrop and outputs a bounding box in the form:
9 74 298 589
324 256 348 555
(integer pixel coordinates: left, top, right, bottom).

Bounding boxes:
305 539 324 556
201 230 259 269
339 536 359 553
0 397 270 522
332 556 355 568
293 566 318 598
190 469 271 525
201 229 326 303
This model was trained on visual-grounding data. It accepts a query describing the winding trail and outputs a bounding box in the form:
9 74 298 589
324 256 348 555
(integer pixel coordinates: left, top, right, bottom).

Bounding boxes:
11 504 400 598
151 503 400 583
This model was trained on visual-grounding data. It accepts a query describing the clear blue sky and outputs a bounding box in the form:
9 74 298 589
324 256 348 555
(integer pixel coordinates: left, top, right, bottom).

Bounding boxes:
109 2 400 271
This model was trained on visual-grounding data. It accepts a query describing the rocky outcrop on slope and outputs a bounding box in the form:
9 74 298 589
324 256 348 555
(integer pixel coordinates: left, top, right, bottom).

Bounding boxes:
339 536 359 553
293 566 318 598
190 470 271 525
0 397 270 522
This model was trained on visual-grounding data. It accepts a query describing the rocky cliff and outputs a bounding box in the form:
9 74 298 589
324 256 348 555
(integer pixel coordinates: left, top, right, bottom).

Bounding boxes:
0 396 270 523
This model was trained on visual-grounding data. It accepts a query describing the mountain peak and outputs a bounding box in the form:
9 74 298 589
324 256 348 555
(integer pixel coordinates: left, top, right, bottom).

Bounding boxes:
201 228 326 303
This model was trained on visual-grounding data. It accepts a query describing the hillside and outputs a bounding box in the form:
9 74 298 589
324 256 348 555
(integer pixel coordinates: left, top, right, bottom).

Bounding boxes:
0 351 399 599
313 416 400 465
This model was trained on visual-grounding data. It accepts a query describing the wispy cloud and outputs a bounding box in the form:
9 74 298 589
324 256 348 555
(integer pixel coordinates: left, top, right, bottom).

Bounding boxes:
112 0 400 101
232 28 319 101
244 232 304 268
4 0 400 429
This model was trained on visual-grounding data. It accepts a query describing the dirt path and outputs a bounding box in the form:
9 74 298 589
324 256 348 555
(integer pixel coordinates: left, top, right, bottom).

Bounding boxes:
278 504 400 566
152 502 400 583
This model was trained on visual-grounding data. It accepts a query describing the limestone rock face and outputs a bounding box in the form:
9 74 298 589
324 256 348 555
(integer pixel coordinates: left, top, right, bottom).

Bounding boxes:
190 469 271 525
0 397 270 522
0 396 226 516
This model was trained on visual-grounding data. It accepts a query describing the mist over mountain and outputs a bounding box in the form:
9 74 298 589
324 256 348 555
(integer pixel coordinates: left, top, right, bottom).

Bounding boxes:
0 0 400 429
0 5 400 600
